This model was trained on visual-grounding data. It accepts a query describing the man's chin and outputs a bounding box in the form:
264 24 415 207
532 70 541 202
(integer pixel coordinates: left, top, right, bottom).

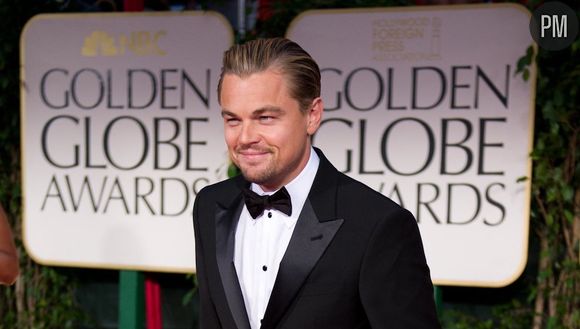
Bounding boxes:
239 168 271 185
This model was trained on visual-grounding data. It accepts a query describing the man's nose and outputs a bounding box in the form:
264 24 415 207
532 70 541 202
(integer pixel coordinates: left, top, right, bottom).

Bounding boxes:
238 122 259 145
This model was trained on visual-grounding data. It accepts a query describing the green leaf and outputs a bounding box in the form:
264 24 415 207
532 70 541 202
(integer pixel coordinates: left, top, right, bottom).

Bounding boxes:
546 316 558 329
526 45 534 59
564 209 574 223
516 176 528 183
182 289 194 306
546 212 554 225
561 186 573 202
227 163 239 178
516 56 528 73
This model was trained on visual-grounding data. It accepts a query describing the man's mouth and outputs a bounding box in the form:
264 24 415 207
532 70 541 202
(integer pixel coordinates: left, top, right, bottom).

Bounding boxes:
237 149 271 162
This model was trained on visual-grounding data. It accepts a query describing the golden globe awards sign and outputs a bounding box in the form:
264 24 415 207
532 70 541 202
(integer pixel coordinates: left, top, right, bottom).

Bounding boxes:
22 5 536 286
287 4 536 287
21 12 232 272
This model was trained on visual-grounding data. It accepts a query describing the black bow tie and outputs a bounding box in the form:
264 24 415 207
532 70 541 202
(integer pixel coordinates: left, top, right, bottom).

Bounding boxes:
242 187 292 219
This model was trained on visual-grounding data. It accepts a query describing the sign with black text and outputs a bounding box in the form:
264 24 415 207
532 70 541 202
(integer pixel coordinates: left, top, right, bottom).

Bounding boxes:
287 4 536 286
21 12 232 272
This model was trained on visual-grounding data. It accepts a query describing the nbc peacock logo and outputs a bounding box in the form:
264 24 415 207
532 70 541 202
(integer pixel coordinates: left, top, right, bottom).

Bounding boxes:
81 30 167 57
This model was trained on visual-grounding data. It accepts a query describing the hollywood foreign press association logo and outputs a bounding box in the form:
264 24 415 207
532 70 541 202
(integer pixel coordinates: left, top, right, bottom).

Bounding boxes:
529 1 579 51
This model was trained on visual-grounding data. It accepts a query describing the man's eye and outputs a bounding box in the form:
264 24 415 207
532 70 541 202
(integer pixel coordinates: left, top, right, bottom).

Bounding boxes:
225 118 240 126
259 116 273 123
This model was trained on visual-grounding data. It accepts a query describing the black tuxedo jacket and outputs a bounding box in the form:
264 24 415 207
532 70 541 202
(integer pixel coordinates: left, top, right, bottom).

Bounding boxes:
193 149 441 329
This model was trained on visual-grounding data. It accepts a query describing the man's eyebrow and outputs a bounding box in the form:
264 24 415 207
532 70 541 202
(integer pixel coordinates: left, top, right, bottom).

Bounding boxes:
221 106 284 118
253 106 284 116
221 110 236 118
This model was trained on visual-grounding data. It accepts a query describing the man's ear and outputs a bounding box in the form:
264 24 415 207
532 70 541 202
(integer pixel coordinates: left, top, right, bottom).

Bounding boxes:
306 97 323 135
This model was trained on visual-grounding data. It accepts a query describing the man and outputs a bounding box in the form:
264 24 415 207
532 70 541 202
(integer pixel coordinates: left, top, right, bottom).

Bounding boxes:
193 38 441 329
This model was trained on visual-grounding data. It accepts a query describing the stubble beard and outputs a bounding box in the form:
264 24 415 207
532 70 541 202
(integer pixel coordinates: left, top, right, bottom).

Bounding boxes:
232 147 277 185
240 164 276 186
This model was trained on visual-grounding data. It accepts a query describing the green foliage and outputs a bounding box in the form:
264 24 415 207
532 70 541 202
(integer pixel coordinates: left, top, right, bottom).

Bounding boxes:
441 310 495 329
181 273 198 307
441 300 534 329
517 18 580 329
516 45 535 82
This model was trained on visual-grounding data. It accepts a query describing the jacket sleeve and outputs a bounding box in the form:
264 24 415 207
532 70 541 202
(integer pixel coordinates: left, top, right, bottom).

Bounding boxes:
193 191 222 329
359 207 441 329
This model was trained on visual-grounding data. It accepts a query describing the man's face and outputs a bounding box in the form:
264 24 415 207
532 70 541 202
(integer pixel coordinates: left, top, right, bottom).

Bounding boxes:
220 69 322 191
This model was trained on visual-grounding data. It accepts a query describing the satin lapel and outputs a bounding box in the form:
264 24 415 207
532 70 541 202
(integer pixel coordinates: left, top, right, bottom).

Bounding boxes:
261 148 343 329
215 195 251 329
260 199 343 329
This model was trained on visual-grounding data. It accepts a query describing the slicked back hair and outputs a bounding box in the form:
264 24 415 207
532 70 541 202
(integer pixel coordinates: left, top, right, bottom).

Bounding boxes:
217 38 321 112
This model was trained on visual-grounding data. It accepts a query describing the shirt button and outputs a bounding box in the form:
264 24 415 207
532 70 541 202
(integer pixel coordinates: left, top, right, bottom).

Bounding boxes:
267 212 272 218
262 265 268 271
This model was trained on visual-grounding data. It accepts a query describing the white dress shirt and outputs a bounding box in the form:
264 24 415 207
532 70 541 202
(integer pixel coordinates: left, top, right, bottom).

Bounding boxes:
234 148 320 329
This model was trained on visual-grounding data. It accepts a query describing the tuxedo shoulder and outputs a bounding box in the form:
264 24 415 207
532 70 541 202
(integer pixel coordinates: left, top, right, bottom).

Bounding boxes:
198 177 234 193
196 175 243 198
336 172 410 217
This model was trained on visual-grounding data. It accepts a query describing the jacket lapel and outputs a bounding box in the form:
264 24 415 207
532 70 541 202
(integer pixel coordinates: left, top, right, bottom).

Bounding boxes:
260 149 344 329
215 178 251 329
